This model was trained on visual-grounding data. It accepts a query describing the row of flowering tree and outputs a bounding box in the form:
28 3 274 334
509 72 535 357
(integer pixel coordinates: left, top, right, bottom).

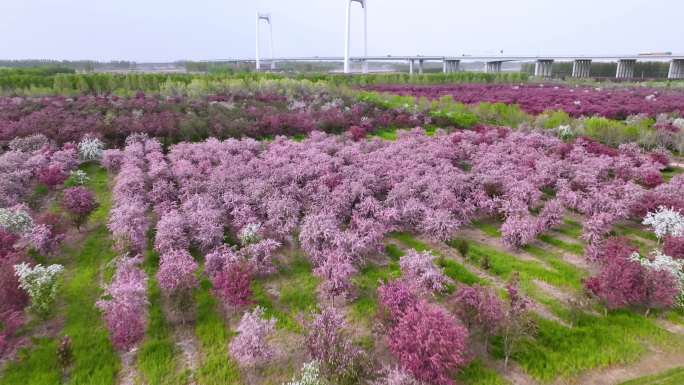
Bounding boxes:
99 135 155 350
0 91 426 146
1 134 102 357
364 83 684 119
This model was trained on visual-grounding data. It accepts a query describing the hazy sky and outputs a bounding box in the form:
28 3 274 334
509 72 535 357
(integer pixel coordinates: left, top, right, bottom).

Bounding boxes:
1 0 682 62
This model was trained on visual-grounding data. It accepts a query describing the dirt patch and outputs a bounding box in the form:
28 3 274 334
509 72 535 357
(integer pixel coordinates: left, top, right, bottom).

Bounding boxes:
533 279 574 303
657 320 684 335
459 228 554 268
160 296 200 375
559 349 684 385
503 364 540 385
533 242 593 273
117 348 140 385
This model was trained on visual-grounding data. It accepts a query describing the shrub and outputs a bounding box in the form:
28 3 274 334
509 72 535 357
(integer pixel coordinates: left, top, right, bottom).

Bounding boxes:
101 149 125 172
25 224 61 256
451 285 504 349
501 274 534 369
306 307 366 385
399 249 452 294
37 165 68 188
154 210 189 254
664 236 684 259
229 306 276 367
451 239 469 258
61 187 98 229
14 262 64 317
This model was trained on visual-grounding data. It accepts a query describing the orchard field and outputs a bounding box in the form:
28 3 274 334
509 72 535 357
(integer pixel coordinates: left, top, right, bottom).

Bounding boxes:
1 74 684 385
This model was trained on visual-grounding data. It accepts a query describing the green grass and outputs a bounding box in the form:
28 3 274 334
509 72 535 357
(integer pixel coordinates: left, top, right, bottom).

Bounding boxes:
194 278 241 385
522 245 586 286
537 234 584 255
350 261 400 321
457 359 510 385
0 339 61 385
661 166 683 182
391 232 482 285
276 257 320 318
436 257 485 286
618 367 684 385
615 224 659 242
251 255 319 332
555 219 583 238
472 220 502 238
136 239 188 385
370 127 398 141
499 312 679 382
457 240 580 290
389 232 430 252
384 244 404 261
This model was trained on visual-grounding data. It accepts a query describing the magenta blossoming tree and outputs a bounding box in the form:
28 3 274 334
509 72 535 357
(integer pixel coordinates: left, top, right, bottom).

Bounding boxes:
386 300 469 385
61 187 98 230
451 285 504 350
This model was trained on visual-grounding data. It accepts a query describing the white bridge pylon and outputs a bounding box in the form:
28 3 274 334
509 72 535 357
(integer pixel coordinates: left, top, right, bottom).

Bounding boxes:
344 0 367 74
255 12 274 72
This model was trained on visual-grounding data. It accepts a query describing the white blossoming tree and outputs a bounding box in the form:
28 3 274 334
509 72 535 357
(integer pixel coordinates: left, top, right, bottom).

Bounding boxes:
239 223 262 245
14 262 64 317
286 361 325 385
0 207 34 234
78 137 105 162
642 206 684 241
634 207 684 309
68 169 90 186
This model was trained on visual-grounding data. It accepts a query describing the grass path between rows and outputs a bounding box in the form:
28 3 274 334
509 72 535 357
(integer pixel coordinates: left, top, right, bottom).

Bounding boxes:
136 236 189 385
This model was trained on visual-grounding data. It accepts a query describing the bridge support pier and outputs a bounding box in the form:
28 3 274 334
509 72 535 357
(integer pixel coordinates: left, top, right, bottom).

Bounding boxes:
485 61 502 73
443 60 460 73
616 59 636 80
534 59 554 78
572 59 591 78
409 60 414 75
418 59 424 74
668 59 684 80
362 59 368 74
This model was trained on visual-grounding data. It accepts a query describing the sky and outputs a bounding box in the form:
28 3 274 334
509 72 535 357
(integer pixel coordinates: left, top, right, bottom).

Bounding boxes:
0 0 682 62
